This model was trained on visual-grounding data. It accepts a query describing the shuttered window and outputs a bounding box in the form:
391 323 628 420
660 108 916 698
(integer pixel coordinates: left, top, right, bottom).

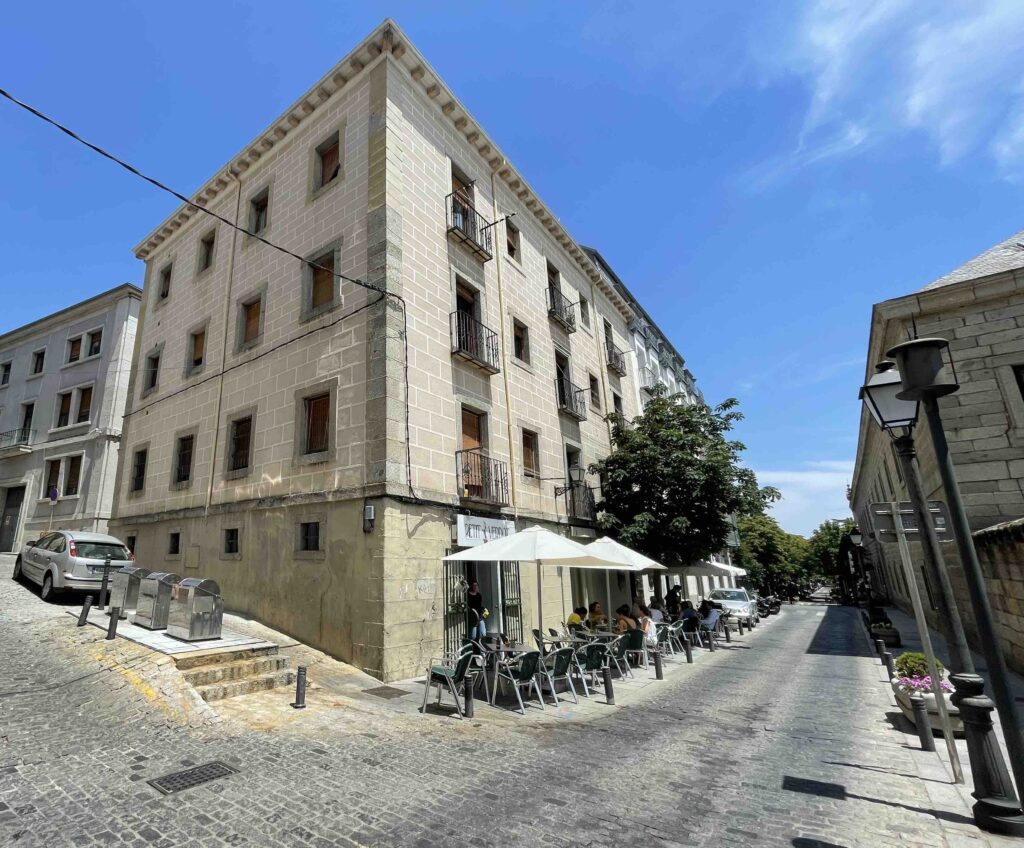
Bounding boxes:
131 449 147 492
67 337 81 363
243 300 261 343
228 417 252 472
64 455 82 497
191 330 205 368
317 137 341 189
45 460 60 497
311 252 334 309
304 394 330 454
76 387 92 423
522 430 539 477
57 393 72 428
175 435 194 484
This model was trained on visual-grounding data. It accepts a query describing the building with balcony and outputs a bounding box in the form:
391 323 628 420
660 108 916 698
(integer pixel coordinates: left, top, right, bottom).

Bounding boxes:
110 21 700 681
0 285 140 552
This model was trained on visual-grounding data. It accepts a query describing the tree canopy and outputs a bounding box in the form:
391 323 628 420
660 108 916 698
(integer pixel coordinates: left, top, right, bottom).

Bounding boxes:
734 513 811 594
591 390 778 567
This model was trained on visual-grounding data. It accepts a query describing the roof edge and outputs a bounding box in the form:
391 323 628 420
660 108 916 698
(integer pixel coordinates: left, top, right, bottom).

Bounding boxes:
0 283 141 348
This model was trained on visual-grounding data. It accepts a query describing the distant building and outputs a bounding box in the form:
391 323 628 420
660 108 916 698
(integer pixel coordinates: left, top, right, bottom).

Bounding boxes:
0 285 141 552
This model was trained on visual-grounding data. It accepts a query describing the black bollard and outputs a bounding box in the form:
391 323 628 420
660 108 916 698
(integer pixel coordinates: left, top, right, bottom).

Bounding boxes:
291 666 307 709
97 555 112 611
910 693 935 751
724 623 732 643
707 630 716 652
683 637 693 664
105 607 120 640
463 673 475 719
602 666 615 705
882 651 896 681
653 650 664 680
77 596 93 627
738 618 744 635
874 638 886 658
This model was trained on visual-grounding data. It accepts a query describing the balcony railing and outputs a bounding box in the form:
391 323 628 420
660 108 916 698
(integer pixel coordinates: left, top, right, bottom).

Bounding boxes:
565 485 596 522
0 428 33 452
446 192 493 261
456 448 510 506
605 341 627 376
555 374 587 421
546 286 577 333
640 366 665 393
450 312 500 374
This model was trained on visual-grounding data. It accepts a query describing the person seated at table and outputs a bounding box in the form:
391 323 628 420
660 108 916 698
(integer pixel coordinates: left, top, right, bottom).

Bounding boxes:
614 604 639 632
637 604 659 645
649 600 665 623
680 600 699 631
586 601 607 628
566 606 587 630
698 598 714 619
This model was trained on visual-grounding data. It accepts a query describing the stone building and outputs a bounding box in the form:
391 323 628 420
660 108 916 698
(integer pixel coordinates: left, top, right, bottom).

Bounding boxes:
850 228 1024 673
110 21 701 681
0 284 141 552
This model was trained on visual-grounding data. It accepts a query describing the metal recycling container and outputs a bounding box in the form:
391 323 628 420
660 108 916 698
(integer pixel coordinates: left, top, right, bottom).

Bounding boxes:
133 572 181 630
166 578 224 641
107 566 151 620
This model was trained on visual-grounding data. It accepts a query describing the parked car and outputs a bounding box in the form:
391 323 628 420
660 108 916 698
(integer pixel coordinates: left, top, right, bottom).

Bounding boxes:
12 531 134 601
707 587 758 628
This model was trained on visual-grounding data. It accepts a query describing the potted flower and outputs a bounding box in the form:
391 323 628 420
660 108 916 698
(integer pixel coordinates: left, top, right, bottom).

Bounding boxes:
891 652 963 737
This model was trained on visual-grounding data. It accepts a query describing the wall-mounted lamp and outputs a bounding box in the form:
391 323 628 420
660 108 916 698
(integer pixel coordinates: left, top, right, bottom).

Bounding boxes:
363 502 376 533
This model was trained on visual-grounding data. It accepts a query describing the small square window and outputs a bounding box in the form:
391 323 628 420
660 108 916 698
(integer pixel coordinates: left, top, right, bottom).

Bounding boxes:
198 231 216 272
56 392 72 428
168 532 181 556
67 337 81 363
513 320 530 363
589 374 601 410
579 296 591 329
506 221 520 261
299 521 321 552
64 455 82 497
224 528 239 555
174 434 195 484
144 352 160 393
131 448 148 492
316 136 341 190
303 393 330 455
76 386 92 423
87 330 102 357
32 350 45 375
522 429 539 478
158 264 172 301
242 299 262 346
228 416 253 473
250 190 269 235
1 362 10 385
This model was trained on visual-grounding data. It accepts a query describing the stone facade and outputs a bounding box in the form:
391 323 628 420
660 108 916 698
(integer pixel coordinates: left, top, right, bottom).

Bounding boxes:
850 238 1024 674
0 284 140 552
110 21 701 681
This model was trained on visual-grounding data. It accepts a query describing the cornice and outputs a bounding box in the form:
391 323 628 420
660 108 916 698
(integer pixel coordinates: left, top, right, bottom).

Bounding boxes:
0 283 141 350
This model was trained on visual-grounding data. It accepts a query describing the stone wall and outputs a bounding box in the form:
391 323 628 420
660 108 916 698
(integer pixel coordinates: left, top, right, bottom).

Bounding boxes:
974 519 1024 675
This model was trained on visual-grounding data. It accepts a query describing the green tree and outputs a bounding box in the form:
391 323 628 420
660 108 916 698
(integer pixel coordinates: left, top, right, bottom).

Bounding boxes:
592 390 779 567
735 514 813 594
806 518 854 581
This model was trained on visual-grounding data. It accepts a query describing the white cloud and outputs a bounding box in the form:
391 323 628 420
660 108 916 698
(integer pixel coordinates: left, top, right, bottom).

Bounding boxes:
757 459 855 536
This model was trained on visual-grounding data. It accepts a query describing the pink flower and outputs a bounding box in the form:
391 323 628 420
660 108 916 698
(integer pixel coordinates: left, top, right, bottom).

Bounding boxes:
897 675 953 693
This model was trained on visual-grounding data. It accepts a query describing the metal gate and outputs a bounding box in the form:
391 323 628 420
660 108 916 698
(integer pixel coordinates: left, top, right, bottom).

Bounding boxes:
500 562 523 645
443 557 469 656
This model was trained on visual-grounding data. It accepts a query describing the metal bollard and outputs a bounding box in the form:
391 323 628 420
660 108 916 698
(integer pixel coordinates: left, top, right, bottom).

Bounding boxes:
602 665 615 705
874 638 886 658
463 673 475 719
653 650 664 680
707 630 716 652
77 596 93 627
291 665 307 709
738 618 745 635
910 693 935 751
97 555 112 610
882 651 896 681
105 607 120 640
724 624 732 643
683 637 693 664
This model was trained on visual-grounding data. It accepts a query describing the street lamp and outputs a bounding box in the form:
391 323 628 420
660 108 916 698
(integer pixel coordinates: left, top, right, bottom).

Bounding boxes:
860 361 919 430
880 337 1024 834
849 527 863 547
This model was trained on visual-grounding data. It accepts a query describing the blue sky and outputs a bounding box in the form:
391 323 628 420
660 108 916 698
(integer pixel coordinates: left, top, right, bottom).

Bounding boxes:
3 2 1024 535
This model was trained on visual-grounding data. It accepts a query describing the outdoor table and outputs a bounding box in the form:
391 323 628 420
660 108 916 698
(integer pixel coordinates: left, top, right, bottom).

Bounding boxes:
482 643 531 704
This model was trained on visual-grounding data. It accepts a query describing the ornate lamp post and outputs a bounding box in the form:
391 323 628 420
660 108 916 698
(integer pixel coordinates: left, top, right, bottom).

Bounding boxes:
878 338 1024 835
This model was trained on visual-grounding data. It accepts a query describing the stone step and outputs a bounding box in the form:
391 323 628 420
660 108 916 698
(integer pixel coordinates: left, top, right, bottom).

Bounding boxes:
174 645 280 670
194 669 296 703
182 655 290 687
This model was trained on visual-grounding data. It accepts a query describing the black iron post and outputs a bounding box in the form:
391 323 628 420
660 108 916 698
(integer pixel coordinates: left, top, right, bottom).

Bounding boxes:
653 650 663 680
602 665 615 705
875 638 886 658
77 596 92 627
97 553 112 610
707 629 716 652
922 394 1024 816
105 607 120 640
910 693 935 751
724 622 732 643
463 674 475 719
737 618 744 635
882 650 896 681
291 666 307 709
682 636 693 664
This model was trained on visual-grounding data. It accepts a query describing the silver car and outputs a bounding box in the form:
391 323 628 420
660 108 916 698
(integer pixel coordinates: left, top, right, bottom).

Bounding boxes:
707 587 758 628
13 531 134 601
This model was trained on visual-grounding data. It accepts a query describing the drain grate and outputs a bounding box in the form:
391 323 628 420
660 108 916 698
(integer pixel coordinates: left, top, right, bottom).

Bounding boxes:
362 685 410 700
148 761 238 795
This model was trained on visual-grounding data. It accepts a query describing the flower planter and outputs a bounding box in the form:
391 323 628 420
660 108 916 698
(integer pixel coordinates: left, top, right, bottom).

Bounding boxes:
892 682 964 737
870 624 901 647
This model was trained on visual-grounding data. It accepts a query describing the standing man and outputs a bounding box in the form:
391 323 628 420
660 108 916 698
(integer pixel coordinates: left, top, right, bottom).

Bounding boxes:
466 581 486 640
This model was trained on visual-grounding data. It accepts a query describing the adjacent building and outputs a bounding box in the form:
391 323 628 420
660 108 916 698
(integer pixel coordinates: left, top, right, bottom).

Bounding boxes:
110 21 703 681
0 285 141 552
850 228 1024 673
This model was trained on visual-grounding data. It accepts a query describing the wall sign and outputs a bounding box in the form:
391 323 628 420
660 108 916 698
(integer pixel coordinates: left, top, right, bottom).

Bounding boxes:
455 514 515 547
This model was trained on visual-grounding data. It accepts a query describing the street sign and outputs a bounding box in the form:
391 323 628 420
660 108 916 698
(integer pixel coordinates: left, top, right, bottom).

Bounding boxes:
867 501 953 539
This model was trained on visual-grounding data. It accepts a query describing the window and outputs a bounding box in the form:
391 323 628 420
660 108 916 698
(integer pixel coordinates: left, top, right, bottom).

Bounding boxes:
613 392 623 417
310 249 335 311
250 189 269 235
1015 364 1024 402
198 230 216 273
188 328 206 373
45 460 60 498
130 448 148 492
32 350 45 375
579 296 591 329
241 298 262 347
144 352 160 393
21 402 34 430
168 532 181 556
87 330 102 357
547 261 560 290
174 434 195 484
315 134 341 190
67 337 81 363
506 220 520 261
56 392 72 428
63 455 82 497
125 535 136 554
588 374 602 410
224 528 239 555
228 416 253 473
76 387 92 423
158 264 172 301
513 320 530 363
522 429 539 478
299 521 321 552
1 362 9 385
303 393 330 455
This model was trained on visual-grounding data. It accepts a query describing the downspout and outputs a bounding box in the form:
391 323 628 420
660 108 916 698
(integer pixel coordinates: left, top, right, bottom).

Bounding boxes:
205 174 244 513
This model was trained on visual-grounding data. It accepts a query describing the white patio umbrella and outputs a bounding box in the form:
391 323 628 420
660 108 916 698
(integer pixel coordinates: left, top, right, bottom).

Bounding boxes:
674 560 735 601
443 526 620 633
584 537 667 622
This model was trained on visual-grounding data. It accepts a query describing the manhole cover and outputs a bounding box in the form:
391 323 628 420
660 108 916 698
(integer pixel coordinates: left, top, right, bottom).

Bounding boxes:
148 761 238 795
362 685 410 700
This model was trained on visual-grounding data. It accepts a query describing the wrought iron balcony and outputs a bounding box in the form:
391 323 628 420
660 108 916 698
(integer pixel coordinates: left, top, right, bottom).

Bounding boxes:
565 484 596 522
605 341 627 376
450 312 500 374
456 448 510 506
446 192 493 261
0 428 34 454
546 286 577 333
640 366 665 393
555 374 587 421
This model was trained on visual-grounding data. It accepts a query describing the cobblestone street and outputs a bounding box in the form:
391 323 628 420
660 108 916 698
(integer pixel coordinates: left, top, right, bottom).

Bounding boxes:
0 560 1012 848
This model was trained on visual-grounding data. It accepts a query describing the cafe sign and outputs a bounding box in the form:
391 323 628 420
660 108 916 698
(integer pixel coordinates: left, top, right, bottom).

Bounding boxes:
455 514 515 547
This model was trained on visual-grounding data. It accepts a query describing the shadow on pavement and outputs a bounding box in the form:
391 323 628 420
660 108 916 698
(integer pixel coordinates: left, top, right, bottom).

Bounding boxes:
804 606 873 657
